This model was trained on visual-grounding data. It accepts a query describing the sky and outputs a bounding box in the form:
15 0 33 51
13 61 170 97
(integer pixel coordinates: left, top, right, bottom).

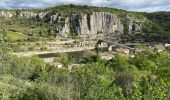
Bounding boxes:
0 0 170 12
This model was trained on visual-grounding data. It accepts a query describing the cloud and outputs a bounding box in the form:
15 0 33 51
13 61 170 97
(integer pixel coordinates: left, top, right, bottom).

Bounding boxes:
0 0 170 12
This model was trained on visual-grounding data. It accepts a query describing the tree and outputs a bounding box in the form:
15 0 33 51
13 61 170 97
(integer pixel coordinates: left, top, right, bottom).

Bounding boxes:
108 54 129 71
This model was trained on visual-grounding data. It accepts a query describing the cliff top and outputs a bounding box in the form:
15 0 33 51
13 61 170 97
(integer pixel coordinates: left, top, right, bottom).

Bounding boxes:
0 4 145 19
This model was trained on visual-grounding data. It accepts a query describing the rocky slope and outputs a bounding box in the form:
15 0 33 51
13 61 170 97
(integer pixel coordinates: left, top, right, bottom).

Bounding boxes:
0 7 145 40
51 12 124 38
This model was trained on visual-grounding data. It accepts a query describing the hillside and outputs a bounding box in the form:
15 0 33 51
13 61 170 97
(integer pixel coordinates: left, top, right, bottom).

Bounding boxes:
0 5 170 44
0 5 170 100
0 5 144 40
143 12 170 42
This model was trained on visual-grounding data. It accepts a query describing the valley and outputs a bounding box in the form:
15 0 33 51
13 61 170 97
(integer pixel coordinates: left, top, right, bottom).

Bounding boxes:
0 4 170 100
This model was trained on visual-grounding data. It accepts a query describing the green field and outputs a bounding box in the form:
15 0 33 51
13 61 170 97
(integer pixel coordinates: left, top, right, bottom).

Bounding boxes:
7 31 28 41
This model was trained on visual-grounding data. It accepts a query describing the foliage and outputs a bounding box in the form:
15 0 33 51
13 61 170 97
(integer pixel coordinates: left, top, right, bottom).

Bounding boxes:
80 52 100 64
0 5 170 99
7 31 28 42
46 4 127 14
0 54 45 80
0 75 32 100
143 12 170 42
0 50 170 99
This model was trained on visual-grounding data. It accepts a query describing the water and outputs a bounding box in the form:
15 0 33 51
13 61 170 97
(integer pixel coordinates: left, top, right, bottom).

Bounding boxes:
38 47 108 63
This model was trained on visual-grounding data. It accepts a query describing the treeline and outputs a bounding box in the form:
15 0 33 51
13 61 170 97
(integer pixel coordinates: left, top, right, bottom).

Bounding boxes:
143 12 170 42
46 4 127 14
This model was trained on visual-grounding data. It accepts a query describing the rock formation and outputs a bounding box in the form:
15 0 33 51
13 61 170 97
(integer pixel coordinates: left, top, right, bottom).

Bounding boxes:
126 15 145 34
0 11 14 18
50 12 124 38
0 10 144 38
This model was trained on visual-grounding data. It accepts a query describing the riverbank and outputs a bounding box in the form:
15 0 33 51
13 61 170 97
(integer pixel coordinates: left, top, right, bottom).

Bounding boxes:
12 46 97 57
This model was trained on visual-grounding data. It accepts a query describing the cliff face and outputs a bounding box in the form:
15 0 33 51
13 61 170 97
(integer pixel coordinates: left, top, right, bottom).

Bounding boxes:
0 10 144 39
126 15 145 34
50 12 124 38
0 11 14 18
0 11 48 19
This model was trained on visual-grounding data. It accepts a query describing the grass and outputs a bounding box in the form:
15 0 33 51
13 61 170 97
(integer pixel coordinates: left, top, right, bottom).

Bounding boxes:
7 31 28 41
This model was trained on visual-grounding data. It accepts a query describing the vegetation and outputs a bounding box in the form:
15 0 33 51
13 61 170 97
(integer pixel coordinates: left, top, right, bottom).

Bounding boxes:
0 32 169 99
0 4 170 100
0 15 56 43
46 4 128 14
143 12 170 42
7 31 28 42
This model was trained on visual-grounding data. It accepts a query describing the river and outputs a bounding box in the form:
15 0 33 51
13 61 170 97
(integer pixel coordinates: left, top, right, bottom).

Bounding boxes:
38 47 108 63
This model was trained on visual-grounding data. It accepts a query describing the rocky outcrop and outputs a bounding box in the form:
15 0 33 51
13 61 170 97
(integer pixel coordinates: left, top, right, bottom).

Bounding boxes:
78 12 123 35
0 11 14 18
38 12 49 19
19 11 37 18
0 10 144 38
19 11 49 19
50 12 124 38
0 10 48 19
126 15 145 34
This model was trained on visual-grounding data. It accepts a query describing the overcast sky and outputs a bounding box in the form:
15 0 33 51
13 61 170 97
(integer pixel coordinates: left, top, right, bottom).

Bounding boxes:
0 0 170 12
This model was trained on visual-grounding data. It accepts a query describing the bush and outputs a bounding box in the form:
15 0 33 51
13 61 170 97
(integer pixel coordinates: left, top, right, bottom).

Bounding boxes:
0 54 45 80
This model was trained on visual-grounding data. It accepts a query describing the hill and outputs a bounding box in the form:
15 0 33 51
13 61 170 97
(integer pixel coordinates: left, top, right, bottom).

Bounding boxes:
0 5 170 100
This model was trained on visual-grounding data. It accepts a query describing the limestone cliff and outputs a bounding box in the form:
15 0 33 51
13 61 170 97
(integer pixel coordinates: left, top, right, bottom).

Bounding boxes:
49 12 124 38
0 10 48 19
0 10 144 39
126 15 146 34
0 11 14 18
